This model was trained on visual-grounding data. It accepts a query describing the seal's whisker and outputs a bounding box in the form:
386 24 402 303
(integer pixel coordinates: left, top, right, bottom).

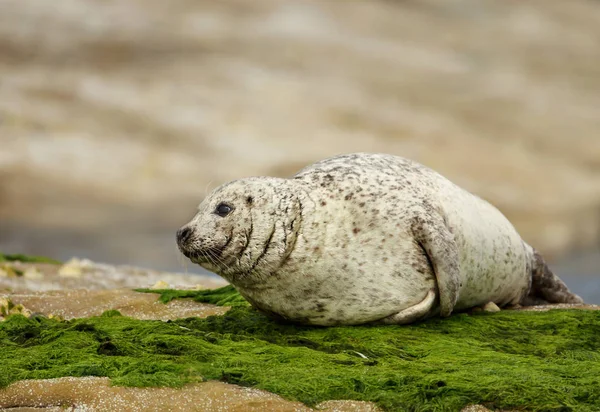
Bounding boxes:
205 249 233 275
207 252 225 270
175 246 189 273
204 180 214 197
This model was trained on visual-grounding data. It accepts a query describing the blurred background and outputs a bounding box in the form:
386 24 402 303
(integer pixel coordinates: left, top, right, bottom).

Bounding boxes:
0 0 599 302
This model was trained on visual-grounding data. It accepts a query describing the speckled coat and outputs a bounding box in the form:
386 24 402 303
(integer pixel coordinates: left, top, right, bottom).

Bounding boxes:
177 153 582 326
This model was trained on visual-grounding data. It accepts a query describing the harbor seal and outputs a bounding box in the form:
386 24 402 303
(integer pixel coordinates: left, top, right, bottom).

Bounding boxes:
176 153 583 326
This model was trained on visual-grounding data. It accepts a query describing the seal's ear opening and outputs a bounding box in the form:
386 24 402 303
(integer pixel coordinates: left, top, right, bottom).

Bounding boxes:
246 196 253 205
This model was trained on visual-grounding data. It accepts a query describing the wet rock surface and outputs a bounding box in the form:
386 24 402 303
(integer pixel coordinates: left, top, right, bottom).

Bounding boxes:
3 289 229 321
0 258 226 294
0 377 381 412
0 258 227 321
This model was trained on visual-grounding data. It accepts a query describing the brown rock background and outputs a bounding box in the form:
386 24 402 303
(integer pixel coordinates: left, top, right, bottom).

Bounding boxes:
0 0 599 300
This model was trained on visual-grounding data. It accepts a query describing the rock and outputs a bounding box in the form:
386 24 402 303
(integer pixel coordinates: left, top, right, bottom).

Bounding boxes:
0 377 312 412
58 258 93 278
0 265 21 278
150 280 170 290
4 289 228 321
0 297 31 320
316 400 382 411
0 258 226 293
0 297 11 317
482 302 501 313
0 377 384 412
461 406 493 412
0 257 228 320
23 267 43 280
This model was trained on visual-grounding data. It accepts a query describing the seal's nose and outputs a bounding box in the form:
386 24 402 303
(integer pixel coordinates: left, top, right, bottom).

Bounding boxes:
176 226 193 245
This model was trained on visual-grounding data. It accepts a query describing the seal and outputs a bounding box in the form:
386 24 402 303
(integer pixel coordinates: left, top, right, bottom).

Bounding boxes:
176 153 583 326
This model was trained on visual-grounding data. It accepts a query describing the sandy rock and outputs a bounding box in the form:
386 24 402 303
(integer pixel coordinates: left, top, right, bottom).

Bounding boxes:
150 280 170 290
0 259 228 321
58 258 95 278
482 302 501 313
316 400 382 411
512 302 600 312
461 406 493 412
0 377 382 412
23 267 44 280
0 297 32 320
0 265 21 278
3 289 228 321
0 297 10 317
0 259 226 294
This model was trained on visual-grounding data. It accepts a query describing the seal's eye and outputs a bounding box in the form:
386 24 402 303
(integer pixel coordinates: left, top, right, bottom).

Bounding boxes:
215 203 233 217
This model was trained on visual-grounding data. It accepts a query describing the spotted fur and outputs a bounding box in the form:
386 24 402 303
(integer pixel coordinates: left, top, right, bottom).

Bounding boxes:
177 153 583 325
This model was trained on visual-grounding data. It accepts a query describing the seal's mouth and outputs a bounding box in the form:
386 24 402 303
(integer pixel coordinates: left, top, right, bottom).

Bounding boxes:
180 245 227 266
176 226 232 269
180 248 202 261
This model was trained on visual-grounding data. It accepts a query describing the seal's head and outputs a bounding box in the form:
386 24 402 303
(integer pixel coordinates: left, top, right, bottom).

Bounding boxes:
176 177 302 285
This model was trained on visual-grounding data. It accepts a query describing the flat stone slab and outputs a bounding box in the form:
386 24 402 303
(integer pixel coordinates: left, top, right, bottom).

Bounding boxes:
3 289 229 321
0 259 226 293
0 377 381 412
1 259 229 321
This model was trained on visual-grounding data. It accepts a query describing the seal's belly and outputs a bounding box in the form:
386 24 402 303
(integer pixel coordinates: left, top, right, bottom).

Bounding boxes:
239 244 437 326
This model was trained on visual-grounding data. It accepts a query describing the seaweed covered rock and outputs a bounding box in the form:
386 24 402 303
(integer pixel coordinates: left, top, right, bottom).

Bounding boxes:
1 285 599 411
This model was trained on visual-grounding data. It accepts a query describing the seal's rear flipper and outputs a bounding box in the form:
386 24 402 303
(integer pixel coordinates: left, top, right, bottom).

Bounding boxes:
525 249 583 305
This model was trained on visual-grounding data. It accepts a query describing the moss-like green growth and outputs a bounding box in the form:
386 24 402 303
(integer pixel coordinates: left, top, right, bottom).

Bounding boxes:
136 285 249 307
0 253 61 265
1 287 599 411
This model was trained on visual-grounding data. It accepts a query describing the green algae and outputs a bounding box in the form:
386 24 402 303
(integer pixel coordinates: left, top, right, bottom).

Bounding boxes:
0 253 61 265
1 286 600 411
136 285 249 307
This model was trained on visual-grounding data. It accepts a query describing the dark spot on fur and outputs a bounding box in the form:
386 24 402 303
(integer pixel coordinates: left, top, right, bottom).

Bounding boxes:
353 228 360 234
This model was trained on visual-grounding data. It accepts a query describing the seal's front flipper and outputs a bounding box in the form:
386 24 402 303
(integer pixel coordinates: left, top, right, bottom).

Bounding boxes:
411 209 461 317
377 288 436 325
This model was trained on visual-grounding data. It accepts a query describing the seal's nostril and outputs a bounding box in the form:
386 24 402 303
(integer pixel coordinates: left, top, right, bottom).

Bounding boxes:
176 226 193 244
